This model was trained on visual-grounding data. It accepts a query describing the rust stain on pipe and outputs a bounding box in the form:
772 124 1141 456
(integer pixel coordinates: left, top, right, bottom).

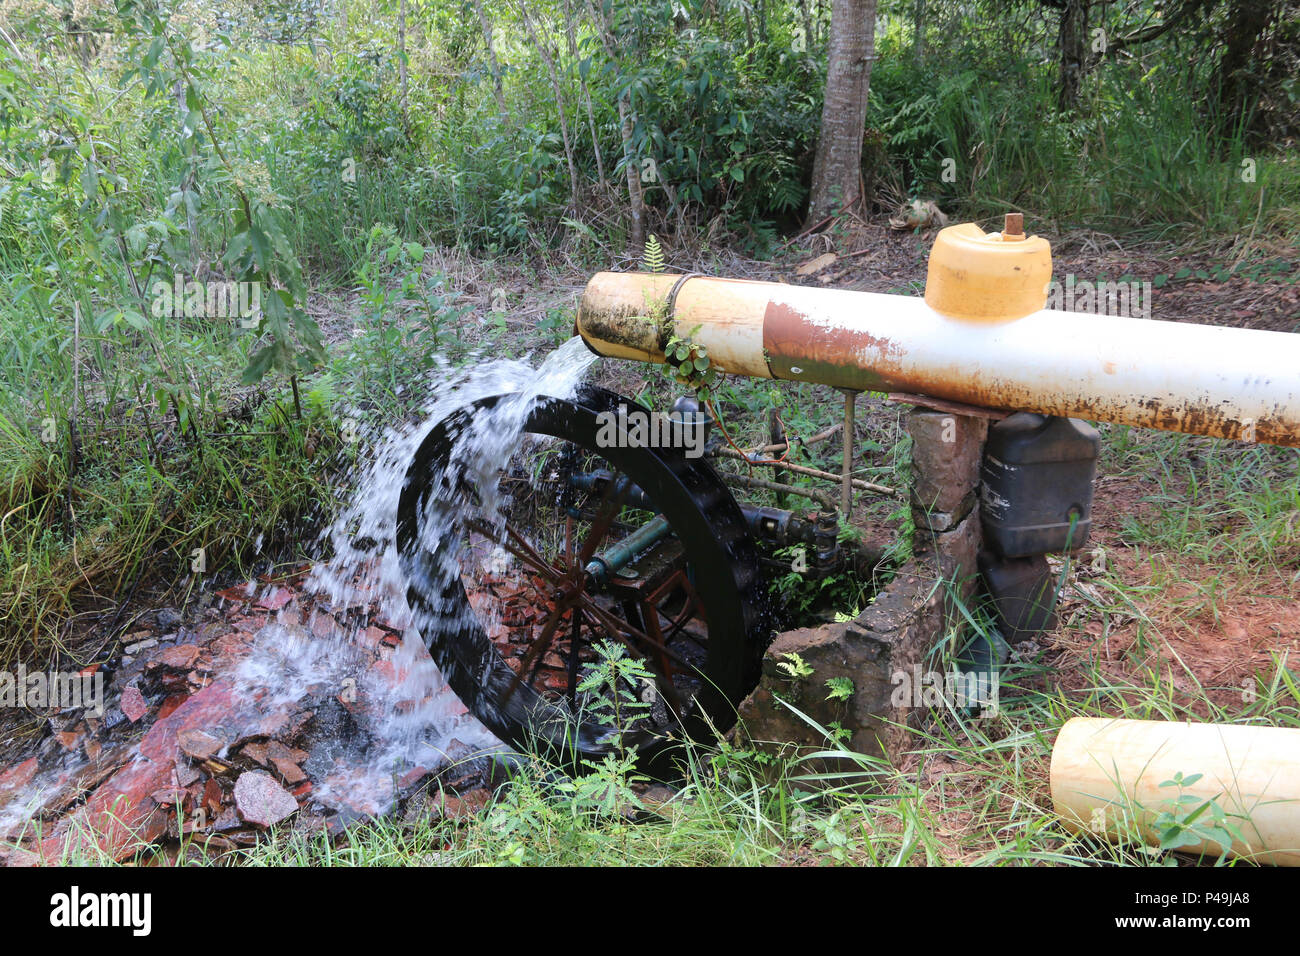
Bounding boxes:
763 300 901 392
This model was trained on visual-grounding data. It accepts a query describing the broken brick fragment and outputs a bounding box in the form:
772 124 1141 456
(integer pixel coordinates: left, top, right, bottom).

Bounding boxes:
233 771 298 827
203 777 223 816
120 685 150 722
156 694 188 721
254 588 293 612
177 729 227 761
242 741 269 766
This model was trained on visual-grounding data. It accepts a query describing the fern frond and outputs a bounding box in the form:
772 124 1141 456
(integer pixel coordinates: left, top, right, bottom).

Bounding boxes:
643 234 665 274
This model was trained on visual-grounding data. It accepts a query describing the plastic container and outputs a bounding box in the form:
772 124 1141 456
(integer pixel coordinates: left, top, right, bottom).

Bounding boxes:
981 412 1100 557
978 551 1059 643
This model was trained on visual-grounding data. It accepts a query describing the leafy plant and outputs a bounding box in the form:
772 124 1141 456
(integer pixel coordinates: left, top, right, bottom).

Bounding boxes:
809 808 855 864
776 651 814 680
825 677 855 702
642 234 666 273
771 546 872 625
825 721 853 745
663 329 716 392
1150 772 1247 862
120 0 326 392
574 640 655 754
562 751 647 819
345 222 470 398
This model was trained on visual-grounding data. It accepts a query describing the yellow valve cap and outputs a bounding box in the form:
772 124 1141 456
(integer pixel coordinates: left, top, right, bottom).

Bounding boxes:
924 220 1053 322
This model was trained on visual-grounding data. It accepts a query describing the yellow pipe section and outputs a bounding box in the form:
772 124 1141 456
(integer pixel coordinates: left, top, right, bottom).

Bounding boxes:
1051 717 1300 865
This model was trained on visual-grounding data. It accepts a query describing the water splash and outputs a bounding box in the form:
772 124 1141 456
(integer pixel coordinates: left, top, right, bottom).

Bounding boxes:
234 337 598 813
0 340 599 851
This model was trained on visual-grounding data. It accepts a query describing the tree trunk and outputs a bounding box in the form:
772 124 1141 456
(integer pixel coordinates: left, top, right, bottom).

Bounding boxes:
797 0 815 50
518 1 580 207
397 0 408 121
807 0 877 224
912 0 924 61
1056 0 1087 113
587 0 646 252
1212 0 1275 135
564 0 607 187
618 94 646 250
471 0 507 115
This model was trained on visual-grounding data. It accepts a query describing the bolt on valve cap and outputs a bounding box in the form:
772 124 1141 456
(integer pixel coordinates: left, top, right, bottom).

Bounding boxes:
924 216 1053 322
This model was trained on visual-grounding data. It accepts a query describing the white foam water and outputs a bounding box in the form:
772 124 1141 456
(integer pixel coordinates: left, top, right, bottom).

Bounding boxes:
0 341 598 844
234 337 599 813
0 751 85 845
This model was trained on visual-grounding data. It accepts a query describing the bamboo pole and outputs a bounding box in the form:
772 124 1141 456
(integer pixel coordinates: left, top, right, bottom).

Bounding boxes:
710 447 896 496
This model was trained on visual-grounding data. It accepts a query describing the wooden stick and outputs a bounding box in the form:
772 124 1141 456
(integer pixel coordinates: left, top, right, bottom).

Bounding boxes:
720 472 834 510
748 421 842 454
710 447 897 496
840 389 856 515
885 391 1009 421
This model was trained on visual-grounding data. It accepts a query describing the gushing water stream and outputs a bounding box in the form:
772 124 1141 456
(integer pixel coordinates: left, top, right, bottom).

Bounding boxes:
233 337 599 813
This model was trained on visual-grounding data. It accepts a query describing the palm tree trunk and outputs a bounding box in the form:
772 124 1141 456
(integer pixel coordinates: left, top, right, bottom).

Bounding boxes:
618 94 646 250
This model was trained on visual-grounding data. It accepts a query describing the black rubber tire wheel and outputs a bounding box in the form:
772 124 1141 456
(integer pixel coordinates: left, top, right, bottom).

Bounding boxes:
396 385 770 772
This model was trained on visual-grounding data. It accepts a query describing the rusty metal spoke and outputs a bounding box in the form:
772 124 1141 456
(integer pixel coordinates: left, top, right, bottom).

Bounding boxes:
571 470 631 579
466 517 565 585
577 597 696 673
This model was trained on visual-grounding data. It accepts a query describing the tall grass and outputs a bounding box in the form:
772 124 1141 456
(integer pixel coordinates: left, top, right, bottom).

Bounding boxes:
869 46 1300 239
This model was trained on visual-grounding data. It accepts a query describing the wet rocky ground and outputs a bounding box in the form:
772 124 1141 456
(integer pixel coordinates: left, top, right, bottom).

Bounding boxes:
0 568 499 865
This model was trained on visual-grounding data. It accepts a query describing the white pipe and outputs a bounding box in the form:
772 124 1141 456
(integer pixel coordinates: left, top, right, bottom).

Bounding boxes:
1051 717 1300 865
577 273 1300 447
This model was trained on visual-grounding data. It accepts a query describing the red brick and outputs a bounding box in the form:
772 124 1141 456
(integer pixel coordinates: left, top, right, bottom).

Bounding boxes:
120 685 149 722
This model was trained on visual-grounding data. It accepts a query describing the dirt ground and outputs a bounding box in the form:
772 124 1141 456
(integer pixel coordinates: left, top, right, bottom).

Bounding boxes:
1047 476 1300 714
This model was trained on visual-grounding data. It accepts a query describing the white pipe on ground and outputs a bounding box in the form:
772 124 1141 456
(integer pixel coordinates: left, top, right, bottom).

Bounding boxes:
1050 717 1300 865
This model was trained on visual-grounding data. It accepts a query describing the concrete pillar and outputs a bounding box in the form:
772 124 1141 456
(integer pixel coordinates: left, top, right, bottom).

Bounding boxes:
736 569 943 767
906 409 988 608
734 406 995 771
907 408 987 531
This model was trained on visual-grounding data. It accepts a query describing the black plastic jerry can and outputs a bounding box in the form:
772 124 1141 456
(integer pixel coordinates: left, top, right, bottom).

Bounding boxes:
978 551 1059 643
980 413 1100 557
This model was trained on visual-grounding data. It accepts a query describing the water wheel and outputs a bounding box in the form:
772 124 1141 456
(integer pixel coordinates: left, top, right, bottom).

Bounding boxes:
396 385 771 771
